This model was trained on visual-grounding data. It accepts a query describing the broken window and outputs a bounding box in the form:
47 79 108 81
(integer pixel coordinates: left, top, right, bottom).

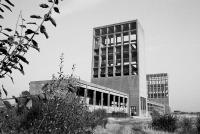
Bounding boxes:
95 29 100 36
108 67 113 77
123 23 129 31
93 68 98 78
115 25 121 32
115 66 121 76
130 22 136 30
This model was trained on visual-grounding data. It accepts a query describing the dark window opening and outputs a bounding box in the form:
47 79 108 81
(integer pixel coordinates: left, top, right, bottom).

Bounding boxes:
101 27 107 35
108 67 113 77
100 67 105 77
110 95 114 106
108 26 114 34
115 66 121 76
95 29 100 36
123 24 129 31
115 96 119 107
96 91 101 105
103 93 108 106
115 25 121 32
93 68 98 78
87 89 94 105
123 65 129 75
130 22 136 30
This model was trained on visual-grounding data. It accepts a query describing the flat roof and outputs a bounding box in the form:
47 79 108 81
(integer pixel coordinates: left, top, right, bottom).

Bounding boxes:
93 19 137 30
30 79 128 97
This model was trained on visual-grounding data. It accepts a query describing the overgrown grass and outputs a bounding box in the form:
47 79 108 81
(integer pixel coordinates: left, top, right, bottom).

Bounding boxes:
196 115 200 133
151 114 177 132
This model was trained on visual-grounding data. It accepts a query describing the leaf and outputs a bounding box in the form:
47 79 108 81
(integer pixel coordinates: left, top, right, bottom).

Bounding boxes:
4 28 12 32
0 7 4 12
0 47 8 55
39 4 49 8
25 29 36 35
1 4 12 12
7 75 14 84
19 63 24 75
0 15 3 19
4 0 14 7
12 96 18 103
31 39 40 52
54 0 59 5
2 85 8 96
49 16 56 27
48 0 53 2
0 75 5 78
15 54 29 64
53 7 60 13
2 32 9 37
40 25 49 39
31 39 38 47
3 67 12 74
3 101 12 109
27 22 37 25
19 25 26 28
44 13 50 21
14 31 19 36
30 15 42 19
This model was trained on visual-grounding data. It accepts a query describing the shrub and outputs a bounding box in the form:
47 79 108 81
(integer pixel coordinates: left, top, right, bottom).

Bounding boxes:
196 115 200 133
178 117 193 134
110 111 129 118
0 55 108 133
90 109 108 129
151 114 177 132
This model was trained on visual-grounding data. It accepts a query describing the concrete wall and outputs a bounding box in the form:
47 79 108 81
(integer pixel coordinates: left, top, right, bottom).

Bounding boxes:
137 20 147 117
92 75 140 116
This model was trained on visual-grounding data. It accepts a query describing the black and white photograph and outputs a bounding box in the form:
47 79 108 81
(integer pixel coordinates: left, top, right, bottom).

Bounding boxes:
0 0 200 133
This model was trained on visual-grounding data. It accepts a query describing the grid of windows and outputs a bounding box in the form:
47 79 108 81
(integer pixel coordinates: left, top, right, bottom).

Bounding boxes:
146 73 168 99
92 21 138 78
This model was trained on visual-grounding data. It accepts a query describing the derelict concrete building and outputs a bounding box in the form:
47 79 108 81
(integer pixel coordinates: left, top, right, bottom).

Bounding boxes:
29 20 168 117
91 20 147 116
146 73 170 113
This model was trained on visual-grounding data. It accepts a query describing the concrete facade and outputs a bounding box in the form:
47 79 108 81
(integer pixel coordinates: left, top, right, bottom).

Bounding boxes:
91 20 147 116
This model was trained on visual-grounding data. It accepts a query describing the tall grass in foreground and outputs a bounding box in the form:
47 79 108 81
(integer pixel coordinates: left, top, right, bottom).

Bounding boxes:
144 128 175 134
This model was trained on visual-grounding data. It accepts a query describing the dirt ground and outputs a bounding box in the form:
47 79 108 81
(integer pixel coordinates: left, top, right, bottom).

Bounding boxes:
94 117 151 134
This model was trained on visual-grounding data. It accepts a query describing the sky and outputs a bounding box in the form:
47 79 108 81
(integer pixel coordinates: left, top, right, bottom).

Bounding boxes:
1 0 200 112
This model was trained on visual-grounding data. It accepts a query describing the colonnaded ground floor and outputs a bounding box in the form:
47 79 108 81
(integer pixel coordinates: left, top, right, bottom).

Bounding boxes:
29 79 129 114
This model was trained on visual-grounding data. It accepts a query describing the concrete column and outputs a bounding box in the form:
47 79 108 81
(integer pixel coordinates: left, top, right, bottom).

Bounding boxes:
121 25 123 76
93 90 96 105
101 92 103 107
98 29 102 78
106 33 108 77
113 95 115 107
113 26 116 76
118 96 120 108
108 93 110 107
84 86 88 104
128 24 132 75
123 97 125 108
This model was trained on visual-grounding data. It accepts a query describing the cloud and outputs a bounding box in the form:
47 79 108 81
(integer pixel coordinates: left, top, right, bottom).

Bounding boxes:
54 0 103 18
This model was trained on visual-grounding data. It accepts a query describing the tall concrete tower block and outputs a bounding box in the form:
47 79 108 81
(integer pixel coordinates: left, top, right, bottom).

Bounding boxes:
146 73 170 113
91 20 147 116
